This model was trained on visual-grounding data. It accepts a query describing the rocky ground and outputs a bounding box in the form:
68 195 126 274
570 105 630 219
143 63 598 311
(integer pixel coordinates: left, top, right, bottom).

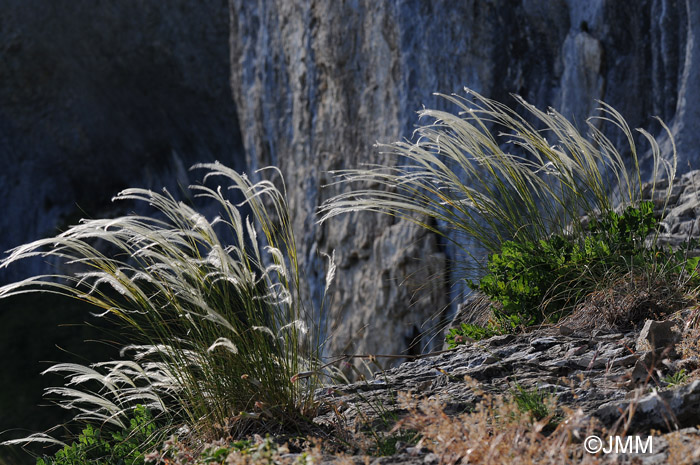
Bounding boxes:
284 173 700 464
305 314 700 464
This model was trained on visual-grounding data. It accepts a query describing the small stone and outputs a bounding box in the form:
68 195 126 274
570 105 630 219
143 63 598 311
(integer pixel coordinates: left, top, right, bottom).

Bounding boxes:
530 336 558 351
486 334 515 347
559 325 574 335
565 345 588 357
673 357 700 373
630 358 654 385
610 353 639 368
636 320 681 354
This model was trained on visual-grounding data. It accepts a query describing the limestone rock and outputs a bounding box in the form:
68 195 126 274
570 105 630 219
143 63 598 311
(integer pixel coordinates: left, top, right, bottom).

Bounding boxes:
596 380 700 432
313 321 700 464
636 319 682 354
228 0 700 364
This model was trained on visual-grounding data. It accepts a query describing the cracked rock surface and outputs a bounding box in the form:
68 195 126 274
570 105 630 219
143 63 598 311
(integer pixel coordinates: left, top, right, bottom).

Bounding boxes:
310 319 700 464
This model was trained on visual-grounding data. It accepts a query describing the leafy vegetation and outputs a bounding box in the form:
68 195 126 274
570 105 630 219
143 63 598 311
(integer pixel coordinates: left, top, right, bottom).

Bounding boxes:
663 368 689 388
36 405 158 465
476 202 656 328
445 322 502 348
510 383 553 423
475 201 700 330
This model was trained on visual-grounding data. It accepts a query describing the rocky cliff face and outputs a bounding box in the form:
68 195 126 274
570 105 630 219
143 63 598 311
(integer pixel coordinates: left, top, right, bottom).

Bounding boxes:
3 0 700 370
228 0 700 364
0 0 244 283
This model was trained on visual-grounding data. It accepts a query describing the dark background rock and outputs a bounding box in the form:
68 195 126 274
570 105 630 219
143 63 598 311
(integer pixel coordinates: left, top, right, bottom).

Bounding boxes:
0 1 243 460
0 0 244 284
228 0 700 365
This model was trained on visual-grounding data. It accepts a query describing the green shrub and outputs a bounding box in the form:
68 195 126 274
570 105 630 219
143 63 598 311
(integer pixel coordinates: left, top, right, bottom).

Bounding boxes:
473 201 700 330
37 405 158 465
473 201 665 329
445 322 501 348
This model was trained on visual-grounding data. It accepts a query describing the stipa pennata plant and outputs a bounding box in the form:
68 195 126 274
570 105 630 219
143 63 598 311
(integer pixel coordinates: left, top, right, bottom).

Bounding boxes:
0 162 332 453
319 88 676 269
319 88 678 330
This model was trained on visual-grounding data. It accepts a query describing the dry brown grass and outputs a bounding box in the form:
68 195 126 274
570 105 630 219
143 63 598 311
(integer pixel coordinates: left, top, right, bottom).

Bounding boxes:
665 430 700 464
144 372 700 465
678 314 700 385
392 379 605 465
562 272 690 331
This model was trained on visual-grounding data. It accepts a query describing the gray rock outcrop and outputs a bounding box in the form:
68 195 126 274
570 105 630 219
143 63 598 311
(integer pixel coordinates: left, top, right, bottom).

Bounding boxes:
228 0 700 364
311 317 700 464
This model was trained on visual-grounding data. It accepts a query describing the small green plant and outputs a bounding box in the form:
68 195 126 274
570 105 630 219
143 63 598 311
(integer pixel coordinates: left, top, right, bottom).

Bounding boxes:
370 430 420 457
663 369 689 387
327 367 421 457
195 438 255 463
445 322 501 348
473 201 678 329
351 391 404 455
36 405 158 465
511 383 552 423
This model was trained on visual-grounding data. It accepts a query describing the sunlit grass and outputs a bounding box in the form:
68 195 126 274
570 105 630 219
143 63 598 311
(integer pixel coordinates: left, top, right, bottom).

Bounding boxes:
319 88 676 266
0 162 332 450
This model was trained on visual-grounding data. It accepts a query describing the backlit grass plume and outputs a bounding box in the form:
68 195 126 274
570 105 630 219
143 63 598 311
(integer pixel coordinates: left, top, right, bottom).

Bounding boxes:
319 88 677 261
0 162 329 443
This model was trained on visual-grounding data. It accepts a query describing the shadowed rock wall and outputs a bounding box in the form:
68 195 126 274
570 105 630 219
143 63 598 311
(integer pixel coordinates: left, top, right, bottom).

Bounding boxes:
0 0 244 283
0 3 243 458
228 0 700 363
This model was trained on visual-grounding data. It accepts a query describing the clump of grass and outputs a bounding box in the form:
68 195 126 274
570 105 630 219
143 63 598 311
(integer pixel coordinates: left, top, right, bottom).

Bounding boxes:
0 163 332 453
320 88 675 260
511 383 554 423
320 88 678 330
564 270 691 331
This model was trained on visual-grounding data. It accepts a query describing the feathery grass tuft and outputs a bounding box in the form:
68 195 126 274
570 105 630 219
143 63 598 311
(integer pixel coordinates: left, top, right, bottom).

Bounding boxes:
319 88 676 263
0 162 331 449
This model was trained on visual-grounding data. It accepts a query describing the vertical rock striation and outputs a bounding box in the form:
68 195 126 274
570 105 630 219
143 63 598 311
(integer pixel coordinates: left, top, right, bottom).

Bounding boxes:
228 0 700 364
